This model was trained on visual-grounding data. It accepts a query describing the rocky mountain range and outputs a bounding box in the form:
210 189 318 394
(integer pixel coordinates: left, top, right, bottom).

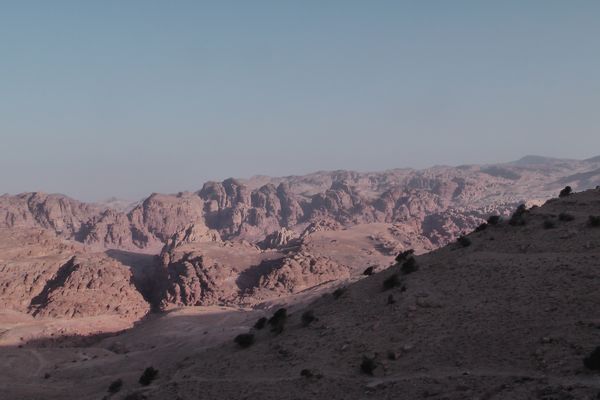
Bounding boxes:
3 175 600 399
4 155 600 249
1 155 600 328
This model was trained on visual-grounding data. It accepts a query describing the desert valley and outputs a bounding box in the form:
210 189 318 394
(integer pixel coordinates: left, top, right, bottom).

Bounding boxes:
2 155 600 399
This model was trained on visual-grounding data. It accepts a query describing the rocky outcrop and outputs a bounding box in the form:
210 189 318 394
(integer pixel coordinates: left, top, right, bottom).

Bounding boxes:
0 228 149 321
159 252 238 308
300 219 341 238
28 255 149 320
254 252 350 294
259 227 299 249
0 192 104 238
81 209 154 250
129 192 206 242
163 224 221 252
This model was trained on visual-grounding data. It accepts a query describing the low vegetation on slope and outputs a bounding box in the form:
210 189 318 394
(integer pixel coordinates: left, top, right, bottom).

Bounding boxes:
136 188 600 399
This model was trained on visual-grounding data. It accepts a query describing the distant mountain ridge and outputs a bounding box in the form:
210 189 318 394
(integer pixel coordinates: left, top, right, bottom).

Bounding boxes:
2 155 600 252
1 154 600 334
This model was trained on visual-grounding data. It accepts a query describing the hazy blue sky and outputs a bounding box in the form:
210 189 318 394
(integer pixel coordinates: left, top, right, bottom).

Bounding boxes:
1 1 599 200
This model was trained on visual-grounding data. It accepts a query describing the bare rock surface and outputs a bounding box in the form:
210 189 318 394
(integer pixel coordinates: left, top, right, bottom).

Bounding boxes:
259 227 299 249
0 228 149 324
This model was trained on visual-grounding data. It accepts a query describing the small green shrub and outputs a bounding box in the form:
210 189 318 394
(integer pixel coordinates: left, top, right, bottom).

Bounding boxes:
457 235 472 247
362 266 375 276
487 215 501 225
509 204 528 226
589 216 600 227
514 204 528 215
543 220 556 229
301 310 316 327
509 216 526 226
360 356 377 375
395 249 414 264
300 369 313 378
475 223 488 232
108 379 123 394
383 273 402 290
234 333 255 348
584 346 600 370
138 367 158 386
268 308 288 334
558 213 575 222
254 317 267 330
332 287 347 299
123 393 146 400
401 257 419 274
559 186 572 198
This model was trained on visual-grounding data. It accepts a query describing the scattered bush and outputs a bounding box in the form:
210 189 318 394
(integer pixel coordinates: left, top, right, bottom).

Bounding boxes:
559 213 575 222
559 186 573 198
43 373 50 379
509 204 528 226
589 216 600 227
108 379 123 394
395 249 415 264
387 294 396 305
138 367 158 386
387 351 398 360
509 215 526 226
123 393 147 400
383 273 402 290
363 266 375 276
584 346 600 370
300 369 313 378
487 215 501 225
332 287 347 299
543 220 556 229
301 310 316 327
234 333 255 348
401 257 419 274
360 356 377 375
268 308 288 334
475 223 488 232
254 317 267 330
457 235 472 247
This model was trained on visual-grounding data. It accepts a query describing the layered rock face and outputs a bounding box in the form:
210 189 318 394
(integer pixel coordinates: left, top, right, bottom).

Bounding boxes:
253 252 350 295
158 252 238 308
28 255 149 320
259 227 299 249
0 192 104 238
0 228 149 321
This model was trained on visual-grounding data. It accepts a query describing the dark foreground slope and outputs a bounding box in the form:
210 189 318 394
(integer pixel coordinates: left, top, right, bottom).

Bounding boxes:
141 189 600 400
2 189 600 400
